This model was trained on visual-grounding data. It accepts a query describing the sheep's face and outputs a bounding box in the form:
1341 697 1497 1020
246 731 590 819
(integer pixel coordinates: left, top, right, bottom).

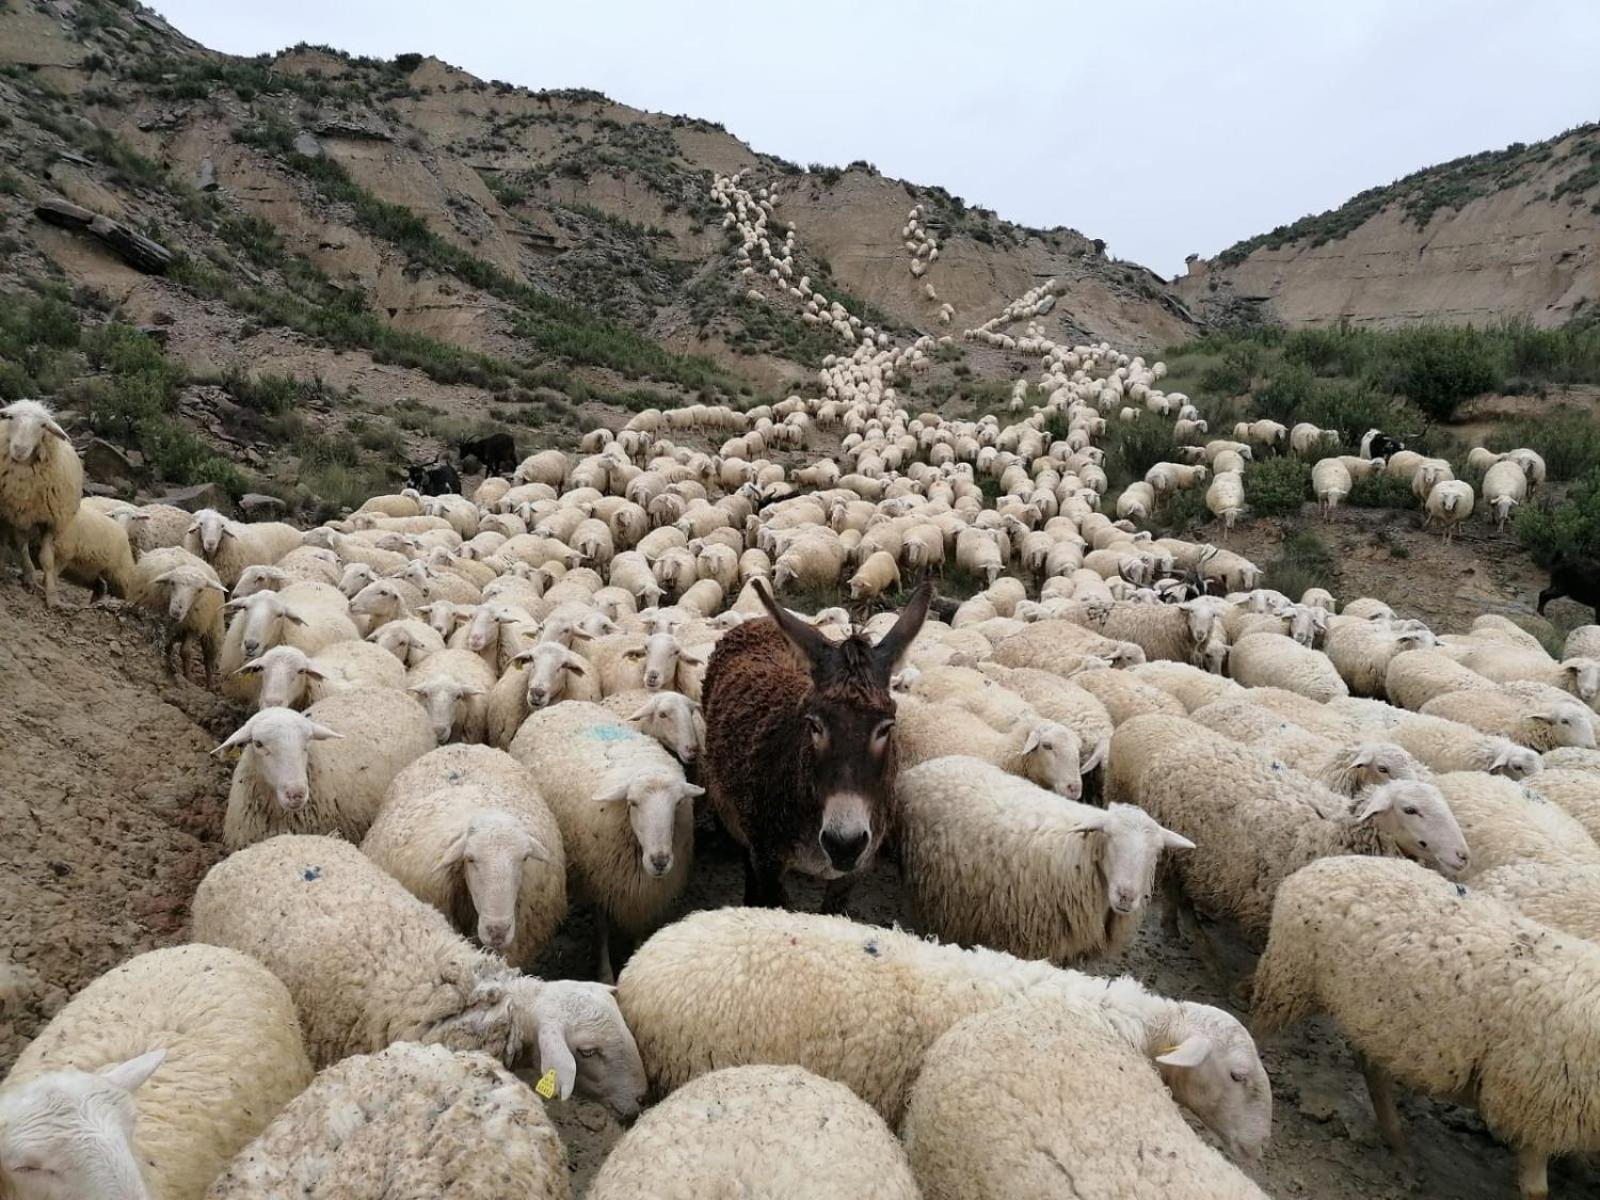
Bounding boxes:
0 1052 164 1200
226 592 305 661
231 566 284 599
1488 742 1542 780
215 708 342 810
337 563 376 598
2 401 67 464
627 695 705 764
188 510 230 557
1344 743 1420 790
350 582 404 622
1020 722 1085 800
238 646 321 711
595 770 700 878
1084 803 1192 915
1156 1003 1272 1161
639 632 699 691
515 980 647 1119
1355 781 1470 876
517 645 585 708
422 602 469 639
1531 702 1596 749
409 679 484 745
1561 658 1600 704
452 810 546 954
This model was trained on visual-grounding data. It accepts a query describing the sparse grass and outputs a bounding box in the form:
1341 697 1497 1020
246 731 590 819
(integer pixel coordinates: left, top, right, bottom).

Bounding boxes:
1264 530 1339 598
1517 466 1600 566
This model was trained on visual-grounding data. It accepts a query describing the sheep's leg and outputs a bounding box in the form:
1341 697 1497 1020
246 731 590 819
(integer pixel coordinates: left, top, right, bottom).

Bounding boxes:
36 532 59 607
162 625 182 676
1515 1147 1548 1200
742 853 789 909
592 909 615 985
819 875 857 917
1356 1052 1407 1151
8 527 37 590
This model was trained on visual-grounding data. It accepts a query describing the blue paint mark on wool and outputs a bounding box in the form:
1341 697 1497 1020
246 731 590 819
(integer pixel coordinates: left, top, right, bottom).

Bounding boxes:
586 724 635 744
302 866 322 882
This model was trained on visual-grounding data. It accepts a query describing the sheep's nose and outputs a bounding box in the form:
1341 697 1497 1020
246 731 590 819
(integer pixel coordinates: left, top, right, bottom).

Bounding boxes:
644 673 662 688
820 828 869 872
280 787 308 810
481 921 511 948
647 852 672 877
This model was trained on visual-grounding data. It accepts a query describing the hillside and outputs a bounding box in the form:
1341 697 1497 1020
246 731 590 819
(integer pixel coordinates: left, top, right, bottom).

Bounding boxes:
1178 123 1600 329
0 0 1193 511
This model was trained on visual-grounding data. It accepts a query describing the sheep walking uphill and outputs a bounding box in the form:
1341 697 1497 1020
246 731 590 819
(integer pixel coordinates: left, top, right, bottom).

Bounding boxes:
0 399 82 606
700 579 931 910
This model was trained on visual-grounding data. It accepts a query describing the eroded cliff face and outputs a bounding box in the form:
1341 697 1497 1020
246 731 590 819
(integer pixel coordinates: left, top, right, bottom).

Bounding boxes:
1182 127 1600 329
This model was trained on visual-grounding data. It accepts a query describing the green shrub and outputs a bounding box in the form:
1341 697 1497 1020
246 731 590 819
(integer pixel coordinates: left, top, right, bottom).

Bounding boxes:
1485 410 1600 482
1264 530 1339 598
1348 471 1417 509
1252 364 1315 423
1247 457 1310 517
1378 326 1501 419
1102 420 1179 489
1517 467 1600 566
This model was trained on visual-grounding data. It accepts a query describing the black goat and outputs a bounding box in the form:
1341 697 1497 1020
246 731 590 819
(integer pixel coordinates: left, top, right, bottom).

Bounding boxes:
1359 428 1405 461
405 460 461 495
458 432 517 476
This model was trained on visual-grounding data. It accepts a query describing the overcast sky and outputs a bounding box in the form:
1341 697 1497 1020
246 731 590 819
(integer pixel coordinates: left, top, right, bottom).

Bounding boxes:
150 0 1599 277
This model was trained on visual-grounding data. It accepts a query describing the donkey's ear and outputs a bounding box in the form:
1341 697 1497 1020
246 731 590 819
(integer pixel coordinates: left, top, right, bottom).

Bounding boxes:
871 581 934 679
752 577 834 672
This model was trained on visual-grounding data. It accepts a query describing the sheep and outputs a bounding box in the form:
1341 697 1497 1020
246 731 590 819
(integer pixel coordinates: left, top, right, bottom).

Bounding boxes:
903 999 1272 1198
1065 599 1225 671
362 745 566 967
701 582 931 911
601 689 706 766
0 944 311 1200
847 549 900 600
1070 667 1187 725
1423 479 1474 542
1129 659 1244 712
1126 718 1469 938
1227 631 1348 702
368 616 446 667
0 398 82 606
115 502 194 559
895 697 1093 799
1323 618 1436 696
1565 624 1600 661
616 907 1271 1132
991 618 1148 675
131 546 226 684
588 1065 918 1200
898 756 1193 962
405 647 498 744
1311 457 1353 516
1252 854 1600 1200
1290 422 1340 457
1475 862 1600 943
1385 647 1494 711
191 834 647 1116
1205 469 1245 533
974 663 1117 757
1256 734 1425 796
1375 711 1544 779
1524 767 1600 842
510 701 703 982
206 1043 569 1200
484 643 601 748
181 508 270 589
1116 481 1155 521
221 583 359 683
1420 686 1596 751
1435 771 1600 877
217 688 436 850
1482 459 1528 532
51 505 137 601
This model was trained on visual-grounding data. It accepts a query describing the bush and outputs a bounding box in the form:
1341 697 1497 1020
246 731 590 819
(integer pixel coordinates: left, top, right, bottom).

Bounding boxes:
1247 457 1310 517
1517 467 1600 567
1485 410 1600 482
1252 363 1315 423
1348 471 1417 510
1102 420 1179 489
1264 530 1339 598
1378 326 1501 419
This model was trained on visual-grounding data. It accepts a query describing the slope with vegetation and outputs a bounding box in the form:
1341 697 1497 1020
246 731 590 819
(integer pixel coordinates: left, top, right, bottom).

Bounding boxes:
1180 123 1600 330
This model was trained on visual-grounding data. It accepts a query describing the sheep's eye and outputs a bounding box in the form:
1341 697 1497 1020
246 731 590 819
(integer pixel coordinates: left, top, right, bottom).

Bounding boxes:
577 1046 600 1059
464 855 477 866
1230 1069 1249 1084
252 740 264 750
1402 806 1419 816
1377 765 1390 774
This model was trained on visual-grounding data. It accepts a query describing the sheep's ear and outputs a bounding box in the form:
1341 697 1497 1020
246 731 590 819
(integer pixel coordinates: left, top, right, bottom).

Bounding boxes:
679 782 705 800
622 647 647 661
1161 827 1197 851
510 649 539 666
1352 788 1394 822
626 703 653 722
525 833 552 864
1071 809 1109 834
1081 740 1108 774
98 1047 166 1093
441 825 471 867
562 657 589 676
223 597 249 612
211 722 255 756
307 722 345 742
1154 1034 1211 1069
233 658 265 678
1021 727 1043 755
282 609 309 627
1347 748 1373 769
202 580 228 594
537 1024 578 1101
594 779 631 804
1528 712 1555 726
679 647 708 665
220 525 237 540
301 665 328 681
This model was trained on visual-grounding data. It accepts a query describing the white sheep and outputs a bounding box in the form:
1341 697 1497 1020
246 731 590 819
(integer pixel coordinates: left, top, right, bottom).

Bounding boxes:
589 1065 918 1200
1435 771 1600 877
904 998 1271 1197
368 616 447 667
601 689 706 766
0 398 82 606
52 506 138 600
207 1043 568 1199
1205 469 1245 533
131 546 226 684
1228 632 1348 702
616 907 1271 1133
1420 686 1596 751
181 508 270 589
1123 716 1469 938
898 756 1192 962
1424 479 1474 542
1376 710 1545 778
895 695 1091 798
848 549 900 600
1311 457 1353 516
0 944 311 1200
510 701 703 981
362 745 566 967
217 688 436 850
1323 618 1436 696
1385 647 1494 711
1482 459 1528 532
405 647 498 744
1474 861 1600 943
1253 854 1600 1200
191 834 648 1117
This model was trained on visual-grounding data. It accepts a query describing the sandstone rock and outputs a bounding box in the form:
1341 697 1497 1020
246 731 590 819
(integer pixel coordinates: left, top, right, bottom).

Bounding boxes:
240 493 287 519
159 482 232 514
82 438 139 486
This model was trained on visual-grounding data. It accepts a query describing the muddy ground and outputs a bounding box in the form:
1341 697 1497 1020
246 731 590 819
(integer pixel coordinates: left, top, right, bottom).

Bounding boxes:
1 576 1592 1199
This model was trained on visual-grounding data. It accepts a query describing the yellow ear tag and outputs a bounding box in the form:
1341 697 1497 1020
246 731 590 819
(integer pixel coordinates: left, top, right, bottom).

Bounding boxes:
534 1069 558 1099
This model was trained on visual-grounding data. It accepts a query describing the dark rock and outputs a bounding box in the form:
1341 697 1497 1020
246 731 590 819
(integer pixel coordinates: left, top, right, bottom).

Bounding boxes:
159 483 232 514
149 310 176 326
83 480 122 499
82 438 139 486
33 196 174 274
240 493 287 519
136 325 170 346
195 157 218 191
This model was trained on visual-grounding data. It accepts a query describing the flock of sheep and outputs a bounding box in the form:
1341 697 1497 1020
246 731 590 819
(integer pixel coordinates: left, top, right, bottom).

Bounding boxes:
1 272 1597 1199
